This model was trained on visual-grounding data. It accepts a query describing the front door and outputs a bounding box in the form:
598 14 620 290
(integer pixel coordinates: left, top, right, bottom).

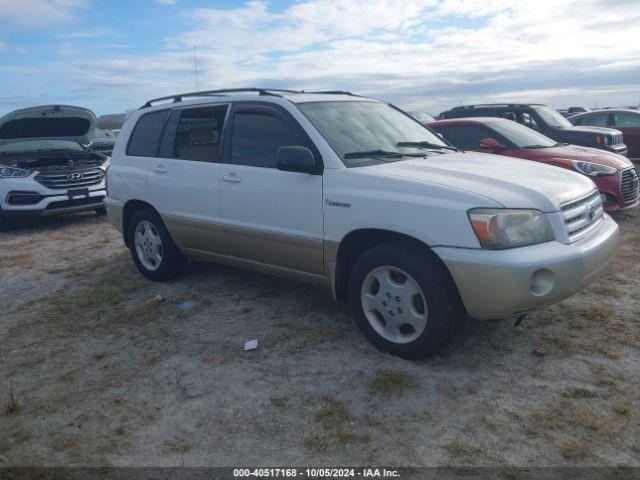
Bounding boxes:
219 104 324 275
147 104 229 253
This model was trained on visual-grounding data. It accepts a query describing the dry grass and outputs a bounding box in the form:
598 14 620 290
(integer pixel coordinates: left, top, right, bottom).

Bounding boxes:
369 370 419 396
314 396 353 429
558 438 589 460
0 253 33 269
533 401 607 432
5 383 19 414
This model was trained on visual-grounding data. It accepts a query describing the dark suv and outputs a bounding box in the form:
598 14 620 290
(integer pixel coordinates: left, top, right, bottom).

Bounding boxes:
438 104 627 155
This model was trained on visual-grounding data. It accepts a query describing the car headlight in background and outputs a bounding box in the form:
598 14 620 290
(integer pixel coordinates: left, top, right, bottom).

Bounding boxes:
0 166 31 178
468 209 555 249
570 160 616 176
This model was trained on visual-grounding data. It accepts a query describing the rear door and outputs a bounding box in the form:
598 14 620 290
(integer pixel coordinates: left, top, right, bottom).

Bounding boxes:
219 103 324 275
147 104 229 253
610 112 640 160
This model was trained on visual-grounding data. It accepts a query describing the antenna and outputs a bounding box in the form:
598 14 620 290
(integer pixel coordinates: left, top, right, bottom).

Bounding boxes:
193 46 199 91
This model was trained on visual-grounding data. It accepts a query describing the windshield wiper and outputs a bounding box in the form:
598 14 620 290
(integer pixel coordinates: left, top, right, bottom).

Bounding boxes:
396 141 457 151
343 149 426 159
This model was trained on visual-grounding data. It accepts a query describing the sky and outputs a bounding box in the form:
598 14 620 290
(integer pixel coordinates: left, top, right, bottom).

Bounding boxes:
0 0 639 117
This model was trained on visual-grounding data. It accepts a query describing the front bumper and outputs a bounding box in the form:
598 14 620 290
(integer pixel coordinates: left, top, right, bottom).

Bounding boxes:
1 188 106 218
434 214 619 320
103 197 124 233
605 144 628 156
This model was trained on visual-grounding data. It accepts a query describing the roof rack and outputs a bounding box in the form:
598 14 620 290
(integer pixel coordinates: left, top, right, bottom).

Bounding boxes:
140 88 304 108
451 103 545 110
306 90 363 97
140 88 363 108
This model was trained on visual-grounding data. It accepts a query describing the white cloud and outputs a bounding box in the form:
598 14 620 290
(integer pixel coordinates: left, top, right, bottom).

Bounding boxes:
0 41 6 52
0 0 88 28
156 0 179 4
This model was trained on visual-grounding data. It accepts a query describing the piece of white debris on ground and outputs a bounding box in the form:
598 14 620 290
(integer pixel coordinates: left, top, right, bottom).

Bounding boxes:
244 339 258 351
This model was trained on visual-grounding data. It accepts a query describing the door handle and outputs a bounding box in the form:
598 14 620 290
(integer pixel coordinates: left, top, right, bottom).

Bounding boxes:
222 173 242 183
152 165 167 174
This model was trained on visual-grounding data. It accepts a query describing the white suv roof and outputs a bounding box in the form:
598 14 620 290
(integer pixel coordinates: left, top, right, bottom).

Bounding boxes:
139 88 376 110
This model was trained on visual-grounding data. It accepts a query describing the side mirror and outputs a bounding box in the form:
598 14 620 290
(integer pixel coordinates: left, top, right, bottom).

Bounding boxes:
276 146 319 174
479 137 504 150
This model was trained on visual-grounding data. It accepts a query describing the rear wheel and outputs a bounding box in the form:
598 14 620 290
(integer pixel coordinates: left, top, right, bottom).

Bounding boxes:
349 243 462 360
128 208 185 281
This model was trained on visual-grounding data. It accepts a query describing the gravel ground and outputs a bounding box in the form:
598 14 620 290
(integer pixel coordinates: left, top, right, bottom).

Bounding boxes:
0 208 638 467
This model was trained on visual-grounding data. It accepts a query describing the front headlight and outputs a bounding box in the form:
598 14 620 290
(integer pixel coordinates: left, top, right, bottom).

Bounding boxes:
468 209 555 249
0 166 31 178
571 160 616 176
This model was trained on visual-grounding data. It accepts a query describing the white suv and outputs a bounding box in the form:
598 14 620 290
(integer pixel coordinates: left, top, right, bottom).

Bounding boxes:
105 89 619 359
0 105 108 228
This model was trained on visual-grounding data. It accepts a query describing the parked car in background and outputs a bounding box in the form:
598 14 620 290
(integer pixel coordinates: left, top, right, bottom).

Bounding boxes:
569 109 640 161
90 127 118 156
428 117 639 213
0 105 108 228
408 111 435 124
438 104 627 155
105 88 619 360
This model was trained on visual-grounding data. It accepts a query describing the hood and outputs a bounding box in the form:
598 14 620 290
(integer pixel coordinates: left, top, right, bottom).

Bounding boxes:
557 125 622 137
521 145 632 169
364 152 596 212
0 105 97 147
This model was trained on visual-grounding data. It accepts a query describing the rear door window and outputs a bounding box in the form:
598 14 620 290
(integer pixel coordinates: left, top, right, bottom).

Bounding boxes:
126 109 170 157
165 106 228 162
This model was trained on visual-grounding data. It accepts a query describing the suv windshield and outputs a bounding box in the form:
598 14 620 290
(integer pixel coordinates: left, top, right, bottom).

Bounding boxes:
297 101 451 167
533 106 572 128
490 120 557 148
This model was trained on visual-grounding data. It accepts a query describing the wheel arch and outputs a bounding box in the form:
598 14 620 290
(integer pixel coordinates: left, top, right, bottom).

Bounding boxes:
332 228 463 310
121 199 160 248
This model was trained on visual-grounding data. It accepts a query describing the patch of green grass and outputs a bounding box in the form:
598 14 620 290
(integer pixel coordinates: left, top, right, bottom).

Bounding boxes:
612 402 631 416
562 387 597 399
447 437 472 458
166 437 190 453
369 369 419 396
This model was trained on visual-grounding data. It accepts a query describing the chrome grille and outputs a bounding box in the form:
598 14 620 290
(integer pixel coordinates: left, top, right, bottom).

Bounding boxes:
621 167 639 204
561 190 604 241
35 168 104 190
610 132 624 145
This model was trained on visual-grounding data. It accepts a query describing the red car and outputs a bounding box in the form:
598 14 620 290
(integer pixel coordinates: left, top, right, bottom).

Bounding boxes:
569 109 640 161
428 117 639 212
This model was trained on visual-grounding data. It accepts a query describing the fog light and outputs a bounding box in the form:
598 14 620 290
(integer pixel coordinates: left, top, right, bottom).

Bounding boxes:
530 268 554 296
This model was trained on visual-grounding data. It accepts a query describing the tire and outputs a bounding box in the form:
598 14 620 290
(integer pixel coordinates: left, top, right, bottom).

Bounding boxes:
349 242 462 360
127 208 185 281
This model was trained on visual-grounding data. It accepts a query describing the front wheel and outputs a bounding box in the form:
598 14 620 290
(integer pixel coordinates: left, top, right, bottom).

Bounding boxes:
128 208 185 281
349 243 462 360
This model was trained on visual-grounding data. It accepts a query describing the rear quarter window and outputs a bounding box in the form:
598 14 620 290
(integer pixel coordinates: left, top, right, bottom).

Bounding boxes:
126 109 170 157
